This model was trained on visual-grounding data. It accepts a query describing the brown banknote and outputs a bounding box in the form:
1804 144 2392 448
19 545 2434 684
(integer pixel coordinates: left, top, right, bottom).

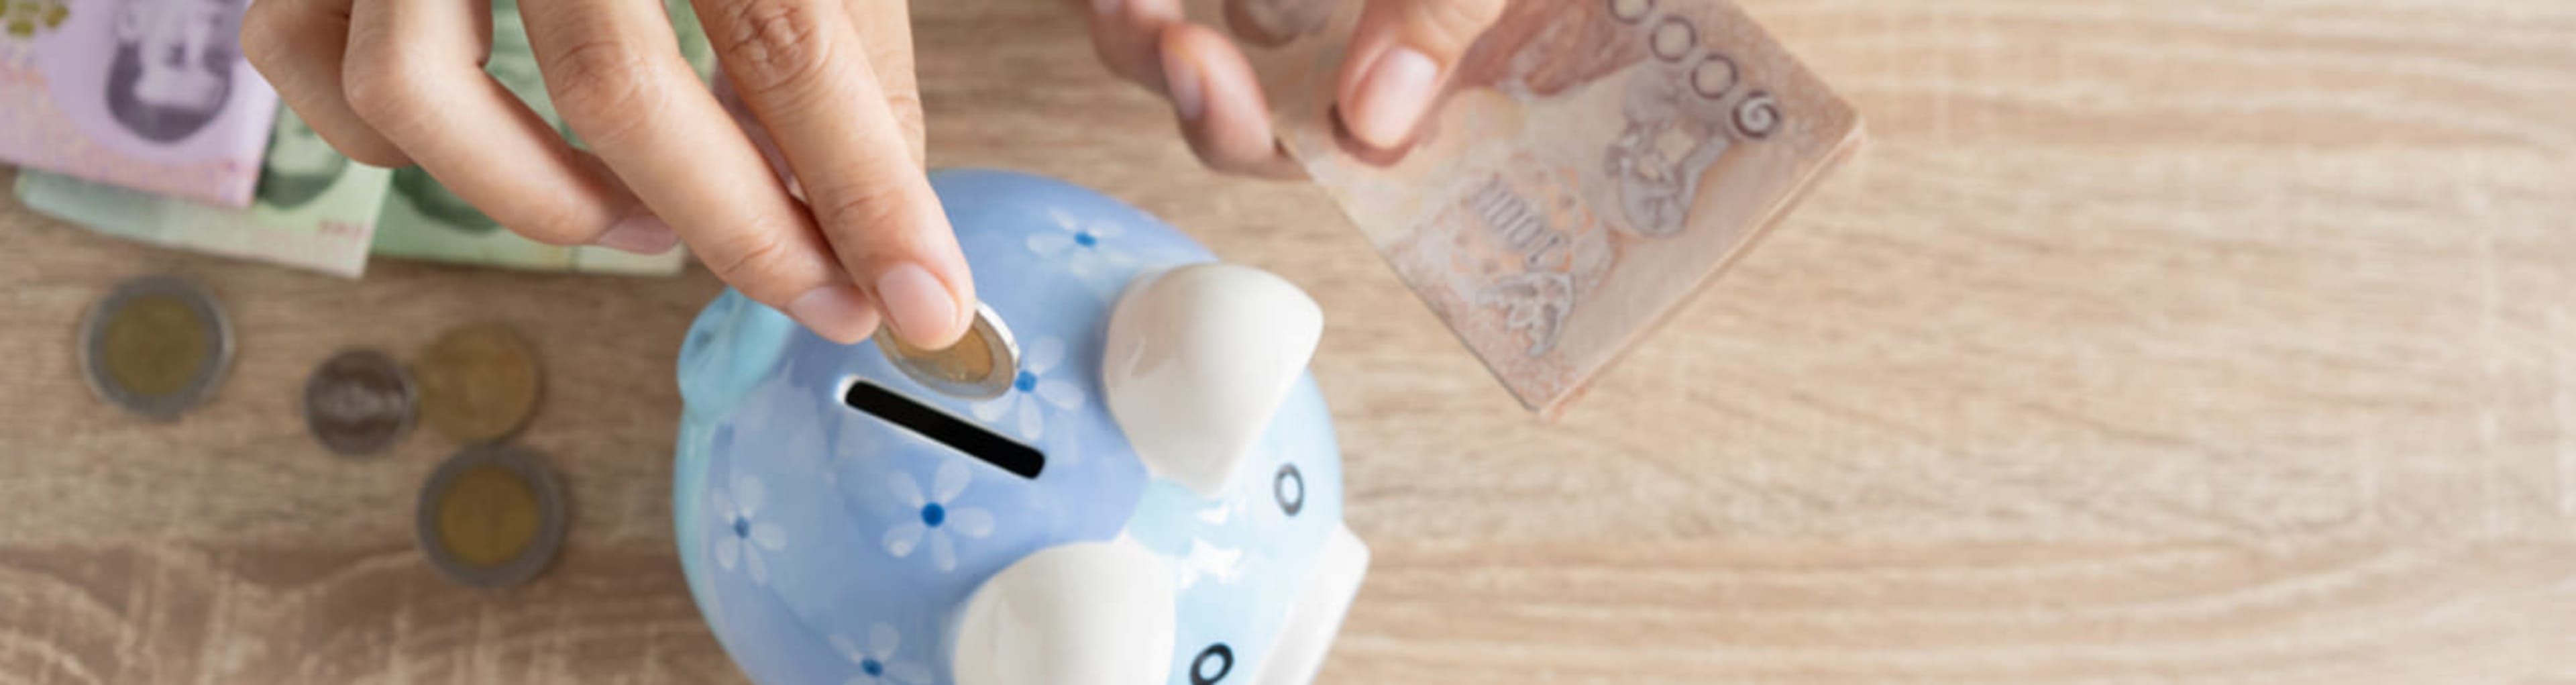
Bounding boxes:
1188 0 1865 417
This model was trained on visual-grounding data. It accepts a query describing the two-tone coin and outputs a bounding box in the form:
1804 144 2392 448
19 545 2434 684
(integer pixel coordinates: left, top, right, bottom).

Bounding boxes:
879 302 1020 399
415 444 567 589
303 348 417 457
415 323 541 443
79 276 233 419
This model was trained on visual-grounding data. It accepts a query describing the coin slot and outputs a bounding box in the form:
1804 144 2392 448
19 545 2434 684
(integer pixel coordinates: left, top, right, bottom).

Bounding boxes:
844 380 1045 480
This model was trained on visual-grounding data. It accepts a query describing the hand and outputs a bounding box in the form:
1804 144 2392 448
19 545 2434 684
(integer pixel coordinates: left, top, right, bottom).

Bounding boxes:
241 0 977 349
1071 0 1506 176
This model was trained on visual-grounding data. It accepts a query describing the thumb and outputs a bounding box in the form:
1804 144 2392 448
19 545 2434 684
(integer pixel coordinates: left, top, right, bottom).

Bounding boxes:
1332 0 1506 150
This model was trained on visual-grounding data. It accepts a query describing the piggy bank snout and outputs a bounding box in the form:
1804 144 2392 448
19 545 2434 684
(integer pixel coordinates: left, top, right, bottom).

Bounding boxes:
1103 263 1324 497
952 539 1175 685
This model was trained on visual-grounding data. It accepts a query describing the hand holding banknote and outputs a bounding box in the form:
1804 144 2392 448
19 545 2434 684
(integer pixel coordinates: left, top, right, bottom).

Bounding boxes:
1073 0 1505 176
241 0 973 348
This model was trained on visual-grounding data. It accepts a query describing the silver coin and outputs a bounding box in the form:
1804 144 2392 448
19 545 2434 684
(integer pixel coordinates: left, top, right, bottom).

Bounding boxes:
78 275 234 419
303 348 417 457
415 444 568 589
878 302 1021 400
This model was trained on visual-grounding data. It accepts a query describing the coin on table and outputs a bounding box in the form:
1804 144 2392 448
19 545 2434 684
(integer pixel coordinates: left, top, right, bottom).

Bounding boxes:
78 275 234 419
879 302 1019 399
415 323 541 443
415 444 567 588
302 348 417 457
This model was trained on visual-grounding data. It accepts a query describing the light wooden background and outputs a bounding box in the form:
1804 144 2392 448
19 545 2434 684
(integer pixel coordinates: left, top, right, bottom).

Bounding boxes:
6 0 2575 682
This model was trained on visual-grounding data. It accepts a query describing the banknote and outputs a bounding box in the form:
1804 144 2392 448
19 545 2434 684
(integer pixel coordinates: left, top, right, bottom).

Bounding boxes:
1189 0 1864 417
367 0 715 276
0 0 280 207
16 105 389 278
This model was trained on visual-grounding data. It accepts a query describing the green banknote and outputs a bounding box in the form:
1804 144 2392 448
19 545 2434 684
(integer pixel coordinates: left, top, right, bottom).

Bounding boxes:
15 105 390 278
368 0 716 276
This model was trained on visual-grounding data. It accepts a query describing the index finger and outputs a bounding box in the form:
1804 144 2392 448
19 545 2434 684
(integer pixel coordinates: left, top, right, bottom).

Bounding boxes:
519 0 881 343
698 0 975 349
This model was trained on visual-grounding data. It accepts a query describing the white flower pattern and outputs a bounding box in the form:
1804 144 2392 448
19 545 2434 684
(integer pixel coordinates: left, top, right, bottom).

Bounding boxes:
831 623 933 685
1028 207 1133 278
882 460 996 572
711 474 788 584
971 335 1083 441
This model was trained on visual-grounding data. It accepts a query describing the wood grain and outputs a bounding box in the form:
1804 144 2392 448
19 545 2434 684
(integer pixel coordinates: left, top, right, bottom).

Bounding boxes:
5 0 2575 682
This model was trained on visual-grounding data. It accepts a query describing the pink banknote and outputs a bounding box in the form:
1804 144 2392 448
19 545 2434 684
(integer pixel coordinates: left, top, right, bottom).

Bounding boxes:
0 0 279 207
1191 0 1864 417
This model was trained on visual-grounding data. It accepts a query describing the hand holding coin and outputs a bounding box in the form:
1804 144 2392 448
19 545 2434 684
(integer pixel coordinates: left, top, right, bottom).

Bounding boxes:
240 0 980 350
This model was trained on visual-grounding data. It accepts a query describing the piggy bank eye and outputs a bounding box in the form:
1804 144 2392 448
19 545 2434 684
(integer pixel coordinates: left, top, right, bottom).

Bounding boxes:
844 378 1044 479
1274 464 1305 517
1190 643 1234 685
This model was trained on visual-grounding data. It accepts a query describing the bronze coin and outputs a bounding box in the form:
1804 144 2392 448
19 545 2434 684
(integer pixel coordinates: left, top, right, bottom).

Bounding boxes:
415 323 541 443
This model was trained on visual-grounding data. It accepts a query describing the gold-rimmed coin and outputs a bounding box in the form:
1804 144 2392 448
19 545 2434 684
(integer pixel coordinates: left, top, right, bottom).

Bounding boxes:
879 303 1019 399
79 276 233 419
415 323 540 443
415 444 566 588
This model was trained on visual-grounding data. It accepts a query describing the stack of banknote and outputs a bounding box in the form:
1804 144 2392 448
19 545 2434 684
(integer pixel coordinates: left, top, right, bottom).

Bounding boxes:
7 0 714 277
19 0 1861 415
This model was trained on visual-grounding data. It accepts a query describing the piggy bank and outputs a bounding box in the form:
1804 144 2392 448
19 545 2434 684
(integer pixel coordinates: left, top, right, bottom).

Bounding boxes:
673 168 1369 685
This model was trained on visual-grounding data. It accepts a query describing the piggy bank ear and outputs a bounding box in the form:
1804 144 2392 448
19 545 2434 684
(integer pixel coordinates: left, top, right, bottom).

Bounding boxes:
952 539 1175 685
677 291 796 420
1102 263 1322 496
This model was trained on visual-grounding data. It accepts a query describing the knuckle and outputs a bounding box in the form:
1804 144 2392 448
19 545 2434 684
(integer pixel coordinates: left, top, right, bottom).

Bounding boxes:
879 88 924 124
711 0 833 101
809 182 912 240
706 230 799 291
543 34 669 144
237 4 297 72
879 89 926 161
341 50 431 128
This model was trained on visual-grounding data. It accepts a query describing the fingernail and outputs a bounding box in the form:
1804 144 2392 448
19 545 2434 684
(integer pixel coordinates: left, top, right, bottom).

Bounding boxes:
873 262 963 347
788 285 880 344
1348 47 1438 148
594 215 678 254
1165 54 1205 121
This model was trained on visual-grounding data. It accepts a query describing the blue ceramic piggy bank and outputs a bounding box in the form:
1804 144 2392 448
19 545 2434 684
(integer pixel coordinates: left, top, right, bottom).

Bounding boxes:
673 168 1369 685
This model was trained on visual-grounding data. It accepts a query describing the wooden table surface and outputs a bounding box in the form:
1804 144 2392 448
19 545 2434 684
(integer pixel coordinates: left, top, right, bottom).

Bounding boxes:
7 0 2576 682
